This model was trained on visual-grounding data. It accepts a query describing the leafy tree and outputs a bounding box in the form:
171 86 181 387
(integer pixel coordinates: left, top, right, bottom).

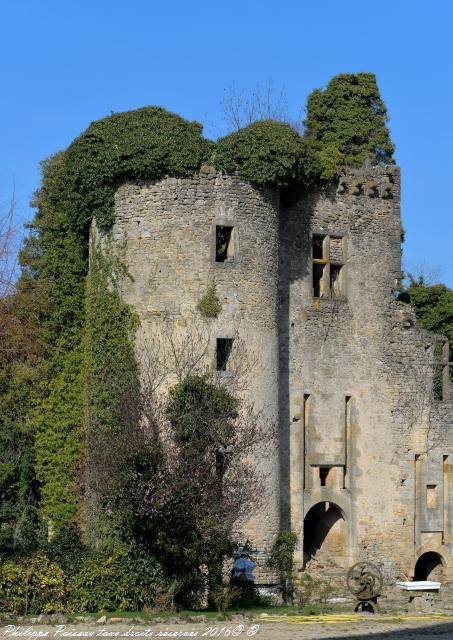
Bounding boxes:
304 73 395 177
400 276 453 384
117 373 269 605
0 287 44 556
401 277 453 344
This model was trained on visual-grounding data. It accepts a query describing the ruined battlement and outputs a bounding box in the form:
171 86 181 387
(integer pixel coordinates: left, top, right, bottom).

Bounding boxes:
96 163 452 585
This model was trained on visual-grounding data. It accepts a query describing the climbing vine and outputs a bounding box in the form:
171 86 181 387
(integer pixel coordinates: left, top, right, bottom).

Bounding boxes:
1 74 395 557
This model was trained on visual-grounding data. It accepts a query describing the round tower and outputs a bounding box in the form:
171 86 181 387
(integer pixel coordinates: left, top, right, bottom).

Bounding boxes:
107 165 281 551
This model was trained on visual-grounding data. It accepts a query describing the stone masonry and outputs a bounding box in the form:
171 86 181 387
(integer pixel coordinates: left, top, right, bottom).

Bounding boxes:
99 164 453 587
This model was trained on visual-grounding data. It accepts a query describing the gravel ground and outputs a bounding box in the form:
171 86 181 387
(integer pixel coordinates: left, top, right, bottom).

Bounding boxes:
3 616 453 640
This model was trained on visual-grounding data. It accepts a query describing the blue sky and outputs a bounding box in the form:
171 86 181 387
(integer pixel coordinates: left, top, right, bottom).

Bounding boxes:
1 0 452 286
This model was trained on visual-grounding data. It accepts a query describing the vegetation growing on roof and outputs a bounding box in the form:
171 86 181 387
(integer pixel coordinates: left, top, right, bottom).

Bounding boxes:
62 107 213 231
304 73 395 177
213 120 321 191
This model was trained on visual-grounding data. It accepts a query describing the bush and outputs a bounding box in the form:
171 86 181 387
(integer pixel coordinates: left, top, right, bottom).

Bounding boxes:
210 584 241 613
0 553 66 614
46 525 91 576
68 549 162 612
214 120 321 191
198 284 222 318
267 531 298 604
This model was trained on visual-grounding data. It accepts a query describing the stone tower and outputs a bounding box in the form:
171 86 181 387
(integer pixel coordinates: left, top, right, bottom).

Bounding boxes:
101 162 453 587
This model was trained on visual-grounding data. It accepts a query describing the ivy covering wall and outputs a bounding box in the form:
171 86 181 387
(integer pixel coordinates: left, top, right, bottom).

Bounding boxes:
0 73 395 555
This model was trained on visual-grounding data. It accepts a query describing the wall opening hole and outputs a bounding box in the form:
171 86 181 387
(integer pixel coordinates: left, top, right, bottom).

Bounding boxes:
414 551 444 581
330 265 343 298
216 226 234 262
312 235 325 259
216 338 233 370
313 263 326 298
303 502 346 569
319 467 332 486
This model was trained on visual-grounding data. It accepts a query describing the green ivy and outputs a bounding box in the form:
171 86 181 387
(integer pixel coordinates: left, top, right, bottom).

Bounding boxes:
34 348 82 534
198 284 222 318
214 120 321 191
63 107 213 231
82 239 141 546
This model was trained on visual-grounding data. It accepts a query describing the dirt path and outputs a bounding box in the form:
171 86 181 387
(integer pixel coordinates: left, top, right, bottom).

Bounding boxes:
3 615 453 640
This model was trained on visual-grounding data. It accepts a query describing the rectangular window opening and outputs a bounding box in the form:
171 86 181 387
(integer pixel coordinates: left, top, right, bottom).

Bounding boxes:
313 263 326 298
216 338 233 370
215 226 234 263
319 467 332 487
330 265 343 298
312 233 346 299
312 235 325 260
427 484 438 509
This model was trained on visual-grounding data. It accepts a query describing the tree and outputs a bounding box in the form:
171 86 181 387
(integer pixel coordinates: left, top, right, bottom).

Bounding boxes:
220 82 299 133
401 276 453 346
118 372 269 605
399 276 453 392
0 196 16 299
304 73 395 176
0 196 45 556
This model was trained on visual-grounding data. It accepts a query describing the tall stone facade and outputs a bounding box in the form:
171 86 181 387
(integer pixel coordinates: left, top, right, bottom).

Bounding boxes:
101 164 452 585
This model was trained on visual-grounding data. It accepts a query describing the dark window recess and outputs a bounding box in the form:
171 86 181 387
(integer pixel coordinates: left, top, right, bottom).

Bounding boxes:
216 338 233 370
313 263 325 298
216 226 234 262
319 467 331 487
330 265 343 297
312 235 325 259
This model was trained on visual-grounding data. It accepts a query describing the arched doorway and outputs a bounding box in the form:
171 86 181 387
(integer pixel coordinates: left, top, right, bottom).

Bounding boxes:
414 552 444 581
303 501 347 569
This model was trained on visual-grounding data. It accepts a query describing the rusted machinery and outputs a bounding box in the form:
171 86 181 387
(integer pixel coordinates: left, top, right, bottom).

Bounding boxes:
347 562 383 612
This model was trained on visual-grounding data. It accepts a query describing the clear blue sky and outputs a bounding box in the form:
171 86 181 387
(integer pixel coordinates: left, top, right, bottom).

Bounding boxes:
1 0 452 286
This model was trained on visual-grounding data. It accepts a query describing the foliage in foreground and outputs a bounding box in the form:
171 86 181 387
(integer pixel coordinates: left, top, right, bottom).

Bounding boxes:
267 531 298 604
118 374 262 606
0 553 66 614
68 550 162 613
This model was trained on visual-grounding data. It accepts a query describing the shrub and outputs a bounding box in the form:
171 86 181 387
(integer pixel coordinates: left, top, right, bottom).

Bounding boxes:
68 549 162 612
210 584 241 613
214 120 320 191
198 284 222 318
267 531 298 604
0 553 66 614
45 525 91 576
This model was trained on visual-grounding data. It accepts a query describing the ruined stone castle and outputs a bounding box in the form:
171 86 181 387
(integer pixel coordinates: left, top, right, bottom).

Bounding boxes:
99 162 452 586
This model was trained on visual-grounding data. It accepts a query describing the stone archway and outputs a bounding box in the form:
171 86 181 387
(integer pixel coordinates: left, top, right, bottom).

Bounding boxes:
414 551 444 582
303 501 347 569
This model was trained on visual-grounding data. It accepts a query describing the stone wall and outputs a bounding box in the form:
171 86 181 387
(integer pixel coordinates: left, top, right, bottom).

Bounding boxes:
108 165 281 551
280 165 453 580
97 163 453 588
